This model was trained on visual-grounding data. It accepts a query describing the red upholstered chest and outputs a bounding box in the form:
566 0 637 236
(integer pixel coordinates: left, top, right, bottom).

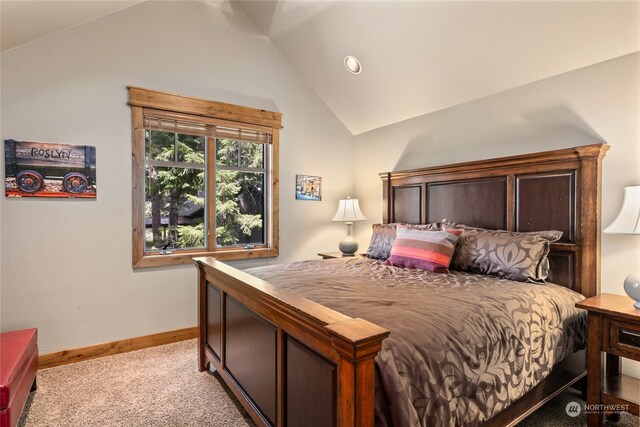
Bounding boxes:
0 328 38 427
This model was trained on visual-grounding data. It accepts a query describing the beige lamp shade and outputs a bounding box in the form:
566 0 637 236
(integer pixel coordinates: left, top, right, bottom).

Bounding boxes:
604 185 640 234
332 197 366 222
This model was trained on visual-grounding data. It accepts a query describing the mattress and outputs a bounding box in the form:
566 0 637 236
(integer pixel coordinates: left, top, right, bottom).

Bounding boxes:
245 257 587 427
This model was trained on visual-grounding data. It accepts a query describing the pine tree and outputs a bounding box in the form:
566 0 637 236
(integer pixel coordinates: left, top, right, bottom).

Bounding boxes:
145 133 264 250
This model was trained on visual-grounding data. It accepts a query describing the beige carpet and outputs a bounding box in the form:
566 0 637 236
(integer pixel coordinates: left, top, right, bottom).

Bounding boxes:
19 340 253 427
18 339 638 426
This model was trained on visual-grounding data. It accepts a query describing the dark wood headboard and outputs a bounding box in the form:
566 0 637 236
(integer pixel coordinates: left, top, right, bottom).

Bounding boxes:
380 144 609 297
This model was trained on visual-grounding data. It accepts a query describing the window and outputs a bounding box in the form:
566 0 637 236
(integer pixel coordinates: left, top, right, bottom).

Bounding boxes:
129 87 281 267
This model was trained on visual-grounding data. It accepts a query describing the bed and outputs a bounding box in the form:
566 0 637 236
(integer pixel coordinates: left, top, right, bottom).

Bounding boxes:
194 143 609 426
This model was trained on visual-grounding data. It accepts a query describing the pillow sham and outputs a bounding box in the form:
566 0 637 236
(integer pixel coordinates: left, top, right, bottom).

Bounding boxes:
366 222 440 259
384 226 462 272
366 223 397 259
445 223 562 283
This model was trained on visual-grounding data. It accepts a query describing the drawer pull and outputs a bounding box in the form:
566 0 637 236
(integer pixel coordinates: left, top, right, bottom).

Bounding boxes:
618 328 640 349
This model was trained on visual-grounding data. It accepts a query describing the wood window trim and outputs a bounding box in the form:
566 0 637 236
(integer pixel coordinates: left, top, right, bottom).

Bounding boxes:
128 86 282 128
129 87 281 268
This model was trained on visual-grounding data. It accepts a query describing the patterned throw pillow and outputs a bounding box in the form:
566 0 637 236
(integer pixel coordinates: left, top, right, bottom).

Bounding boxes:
366 222 440 260
447 225 562 283
366 223 397 259
384 226 462 272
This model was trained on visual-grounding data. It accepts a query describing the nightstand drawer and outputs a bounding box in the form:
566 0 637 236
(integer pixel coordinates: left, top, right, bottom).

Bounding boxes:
606 319 640 360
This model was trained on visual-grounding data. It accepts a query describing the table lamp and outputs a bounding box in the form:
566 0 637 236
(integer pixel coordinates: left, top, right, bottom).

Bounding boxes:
332 197 366 256
604 185 640 308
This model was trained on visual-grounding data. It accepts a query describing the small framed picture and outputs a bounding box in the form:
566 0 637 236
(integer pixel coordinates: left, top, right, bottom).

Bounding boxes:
5 139 97 199
296 175 322 201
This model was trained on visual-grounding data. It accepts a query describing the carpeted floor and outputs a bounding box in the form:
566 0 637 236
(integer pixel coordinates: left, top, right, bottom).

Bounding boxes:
18 339 638 426
19 340 253 427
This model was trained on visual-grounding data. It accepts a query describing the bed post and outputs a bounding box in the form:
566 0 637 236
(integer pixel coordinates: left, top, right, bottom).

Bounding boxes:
382 172 391 224
575 144 609 298
327 318 389 426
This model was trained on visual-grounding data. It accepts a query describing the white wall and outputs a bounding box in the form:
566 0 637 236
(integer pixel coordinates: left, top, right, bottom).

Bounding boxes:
353 52 640 376
0 1 354 353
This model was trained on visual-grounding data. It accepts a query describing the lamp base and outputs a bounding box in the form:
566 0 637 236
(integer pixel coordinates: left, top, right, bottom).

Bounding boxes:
338 239 358 256
338 221 358 256
623 274 640 308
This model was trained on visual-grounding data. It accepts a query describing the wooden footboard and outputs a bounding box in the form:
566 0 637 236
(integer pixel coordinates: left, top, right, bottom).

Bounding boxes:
194 257 389 427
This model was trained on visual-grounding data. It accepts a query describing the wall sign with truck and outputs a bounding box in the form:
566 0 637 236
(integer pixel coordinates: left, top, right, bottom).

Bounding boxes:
4 140 96 198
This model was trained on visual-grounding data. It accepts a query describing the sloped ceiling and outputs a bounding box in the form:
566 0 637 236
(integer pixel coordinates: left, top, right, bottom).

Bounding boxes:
1 1 638 135
0 1 143 51
237 0 640 135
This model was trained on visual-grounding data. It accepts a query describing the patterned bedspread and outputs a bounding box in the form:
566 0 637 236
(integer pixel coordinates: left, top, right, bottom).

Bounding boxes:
245 257 587 426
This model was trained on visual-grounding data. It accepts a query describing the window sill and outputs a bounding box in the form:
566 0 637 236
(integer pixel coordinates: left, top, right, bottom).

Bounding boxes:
133 247 278 268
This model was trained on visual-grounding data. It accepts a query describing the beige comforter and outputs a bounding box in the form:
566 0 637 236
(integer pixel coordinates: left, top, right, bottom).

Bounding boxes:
245 257 587 426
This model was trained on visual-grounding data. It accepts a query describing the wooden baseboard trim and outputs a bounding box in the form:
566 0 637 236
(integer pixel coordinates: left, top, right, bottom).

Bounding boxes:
38 326 197 369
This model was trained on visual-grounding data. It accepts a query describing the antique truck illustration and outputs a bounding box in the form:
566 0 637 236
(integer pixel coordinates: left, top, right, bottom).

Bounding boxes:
5 140 96 193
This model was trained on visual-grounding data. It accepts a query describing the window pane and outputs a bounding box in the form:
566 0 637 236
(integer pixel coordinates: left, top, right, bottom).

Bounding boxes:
146 130 175 161
215 170 265 247
146 131 205 165
216 139 264 168
145 166 206 251
239 141 264 168
216 138 238 166
176 133 205 164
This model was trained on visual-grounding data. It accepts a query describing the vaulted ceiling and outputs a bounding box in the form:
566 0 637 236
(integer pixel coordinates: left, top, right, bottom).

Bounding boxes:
237 0 640 134
1 1 638 135
0 1 142 52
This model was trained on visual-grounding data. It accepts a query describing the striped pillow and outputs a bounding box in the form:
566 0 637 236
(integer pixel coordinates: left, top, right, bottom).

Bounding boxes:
366 222 441 260
384 226 462 272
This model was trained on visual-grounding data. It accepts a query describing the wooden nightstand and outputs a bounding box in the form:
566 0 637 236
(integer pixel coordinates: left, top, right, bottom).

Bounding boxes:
317 252 364 260
575 293 640 426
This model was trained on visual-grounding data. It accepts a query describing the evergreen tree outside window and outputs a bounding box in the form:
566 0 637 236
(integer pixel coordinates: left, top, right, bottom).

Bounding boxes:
145 130 207 251
129 87 281 267
215 139 266 247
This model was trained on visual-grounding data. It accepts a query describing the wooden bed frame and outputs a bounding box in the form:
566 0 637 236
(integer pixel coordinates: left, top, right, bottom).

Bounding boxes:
195 143 609 426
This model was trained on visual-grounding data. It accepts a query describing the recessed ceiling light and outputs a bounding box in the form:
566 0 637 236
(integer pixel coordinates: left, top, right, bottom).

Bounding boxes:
344 56 362 74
